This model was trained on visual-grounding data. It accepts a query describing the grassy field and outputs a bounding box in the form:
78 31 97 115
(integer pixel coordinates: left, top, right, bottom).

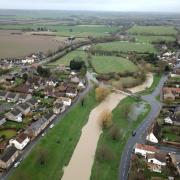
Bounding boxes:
10 89 97 180
93 41 156 53
0 129 17 139
90 56 138 74
128 25 177 36
0 24 120 37
133 35 176 43
90 97 151 180
48 50 87 66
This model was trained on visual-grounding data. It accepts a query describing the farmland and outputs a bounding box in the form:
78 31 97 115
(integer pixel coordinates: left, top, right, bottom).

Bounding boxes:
128 25 177 36
48 50 87 66
0 30 64 58
0 24 121 37
93 41 156 53
90 56 138 74
133 35 176 43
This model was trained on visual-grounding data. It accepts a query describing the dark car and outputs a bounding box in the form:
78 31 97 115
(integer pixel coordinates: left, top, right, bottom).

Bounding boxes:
132 131 136 136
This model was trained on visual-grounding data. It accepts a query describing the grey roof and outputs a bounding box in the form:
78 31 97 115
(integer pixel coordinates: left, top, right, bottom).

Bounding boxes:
0 115 5 121
28 117 47 132
44 111 55 120
10 108 22 116
18 93 28 99
26 98 38 106
0 146 17 162
54 103 64 109
6 92 17 99
0 91 8 97
17 103 30 110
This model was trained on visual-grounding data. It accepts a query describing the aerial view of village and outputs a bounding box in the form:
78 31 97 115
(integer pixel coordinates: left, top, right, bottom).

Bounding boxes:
0 1 179 180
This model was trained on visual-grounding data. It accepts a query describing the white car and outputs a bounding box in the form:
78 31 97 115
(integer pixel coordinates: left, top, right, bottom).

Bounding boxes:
50 124 54 129
14 161 20 168
42 133 45 137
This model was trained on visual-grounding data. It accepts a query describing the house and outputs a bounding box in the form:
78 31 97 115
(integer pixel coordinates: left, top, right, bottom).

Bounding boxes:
70 77 80 84
164 117 173 124
18 93 32 103
46 79 58 87
6 92 19 102
9 133 30 150
5 108 22 122
170 153 180 175
134 143 159 158
78 82 85 90
147 152 168 166
43 111 56 124
16 103 31 115
0 146 19 169
0 91 9 101
146 122 160 144
66 87 77 98
56 97 72 106
22 57 34 64
25 118 47 138
163 88 180 100
0 115 6 126
26 98 38 108
53 103 66 114
13 84 33 94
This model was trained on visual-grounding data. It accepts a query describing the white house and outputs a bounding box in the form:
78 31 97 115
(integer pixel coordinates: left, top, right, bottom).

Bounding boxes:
146 133 159 144
134 143 159 158
56 97 72 106
147 152 167 166
9 133 30 150
78 82 85 90
164 117 173 124
22 58 34 64
5 109 22 122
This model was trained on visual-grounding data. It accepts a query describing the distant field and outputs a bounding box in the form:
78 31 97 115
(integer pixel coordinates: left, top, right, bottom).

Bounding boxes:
90 56 138 74
0 30 64 58
128 25 177 36
134 35 176 43
48 50 87 66
93 41 156 53
0 24 120 37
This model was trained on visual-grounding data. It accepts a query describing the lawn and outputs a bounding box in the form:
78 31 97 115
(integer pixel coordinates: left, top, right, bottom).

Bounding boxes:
48 50 87 66
10 89 97 180
90 96 151 180
90 56 138 74
133 35 176 43
0 129 17 139
128 25 177 36
93 41 156 53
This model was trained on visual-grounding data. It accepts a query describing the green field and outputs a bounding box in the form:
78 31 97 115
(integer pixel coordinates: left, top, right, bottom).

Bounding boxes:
0 24 120 37
48 50 87 66
128 25 177 36
93 41 156 53
134 35 176 43
10 90 97 180
90 97 151 180
90 56 138 74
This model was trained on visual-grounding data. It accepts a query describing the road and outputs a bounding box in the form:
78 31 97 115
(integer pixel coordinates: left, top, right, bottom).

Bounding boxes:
1 72 93 180
119 74 169 180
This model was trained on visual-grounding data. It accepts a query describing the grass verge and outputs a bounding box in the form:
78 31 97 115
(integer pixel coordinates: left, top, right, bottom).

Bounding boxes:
90 96 151 180
10 89 97 180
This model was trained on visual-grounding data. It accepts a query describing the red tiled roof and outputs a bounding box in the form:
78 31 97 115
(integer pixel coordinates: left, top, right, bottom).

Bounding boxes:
135 143 159 152
163 87 180 93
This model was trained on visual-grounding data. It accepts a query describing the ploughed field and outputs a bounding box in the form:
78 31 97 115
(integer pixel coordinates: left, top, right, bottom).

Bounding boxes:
93 41 156 53
90 56 138 74
0 30 65 58
128 25 177 36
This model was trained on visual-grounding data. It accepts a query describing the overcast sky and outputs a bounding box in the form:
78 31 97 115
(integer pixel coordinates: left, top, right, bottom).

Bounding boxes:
0 0 180 12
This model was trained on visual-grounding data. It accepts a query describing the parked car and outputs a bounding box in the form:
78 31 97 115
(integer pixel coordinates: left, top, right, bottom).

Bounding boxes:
14 161 20 168
50 124 54 129
132 131 136 136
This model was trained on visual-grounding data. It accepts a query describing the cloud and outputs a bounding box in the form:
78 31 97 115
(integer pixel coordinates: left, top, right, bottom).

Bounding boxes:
0 0 180 12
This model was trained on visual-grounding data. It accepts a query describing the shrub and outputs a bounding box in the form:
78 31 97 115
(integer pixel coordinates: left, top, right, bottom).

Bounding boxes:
96 145 114 162
95 87 110 102
108 125 120 141
99 110 113 129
